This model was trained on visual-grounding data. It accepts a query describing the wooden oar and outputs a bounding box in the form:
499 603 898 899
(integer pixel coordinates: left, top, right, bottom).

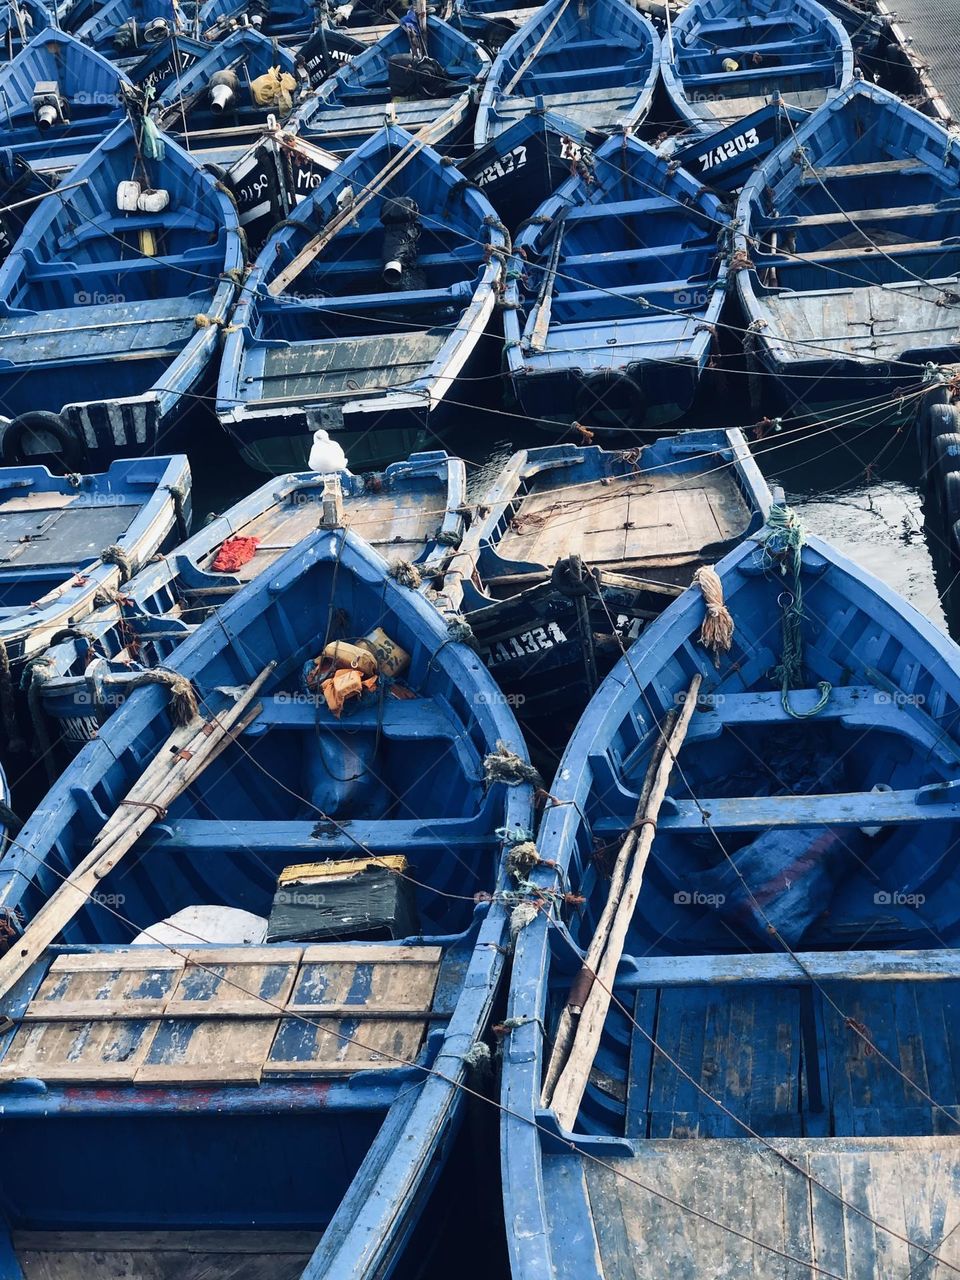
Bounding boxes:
527 210 569 353
267 99 463 297
503 0 571 97
547 673 702 1131
540 706 679 1106
0 663 275 1005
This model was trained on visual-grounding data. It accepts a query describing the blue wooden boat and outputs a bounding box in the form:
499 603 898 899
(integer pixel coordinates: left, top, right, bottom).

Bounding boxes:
217 124 507 474
0 0 52 60
0 523 533 1280
736 80 960 415
502 503 960 1277
287 14 487 157
661 0 853 137
297 23 365 85
126 33 216 99
474 0 659 146
152 28 302 165
436 429 770 755
199 0 313 44
73 0 183 59
34 451 467 747
220 122 338 252
667 95 806 193
0 117 244 470
503 132 730 434
0 28 131 174
0 454 190 671
462 108 599 234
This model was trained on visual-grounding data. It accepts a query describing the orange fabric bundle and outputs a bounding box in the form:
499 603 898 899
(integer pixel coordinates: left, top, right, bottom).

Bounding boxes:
321 668 377 717
211 537 260 572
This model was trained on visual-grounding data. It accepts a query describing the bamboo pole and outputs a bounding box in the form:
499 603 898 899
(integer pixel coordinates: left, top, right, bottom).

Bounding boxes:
540 707 679 1106
547 673 702 1131
0 664 275 1004
266 99 462 297
503 0 571 97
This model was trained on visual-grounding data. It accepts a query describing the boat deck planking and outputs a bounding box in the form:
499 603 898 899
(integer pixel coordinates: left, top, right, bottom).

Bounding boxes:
494 468 751 572
12 1231 321 1280
257 330 447 400
196 486 448 581
559 1138 960 1279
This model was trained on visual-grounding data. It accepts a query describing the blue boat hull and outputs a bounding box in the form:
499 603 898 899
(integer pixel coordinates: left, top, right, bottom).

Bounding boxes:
503 132 730 435
0 119 243 470
218 125 505 474
0 526 533 1277
661 0 853 136
501 509 960 1277
736 80 960 413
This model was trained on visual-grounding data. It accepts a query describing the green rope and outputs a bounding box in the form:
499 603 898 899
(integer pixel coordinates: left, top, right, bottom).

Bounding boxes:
759 504 831 720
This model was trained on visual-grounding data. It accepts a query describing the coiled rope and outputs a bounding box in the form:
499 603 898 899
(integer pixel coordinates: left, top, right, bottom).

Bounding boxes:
760 505 832 719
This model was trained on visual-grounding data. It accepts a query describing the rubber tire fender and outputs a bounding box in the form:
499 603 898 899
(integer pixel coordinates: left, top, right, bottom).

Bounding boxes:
0 411 88 473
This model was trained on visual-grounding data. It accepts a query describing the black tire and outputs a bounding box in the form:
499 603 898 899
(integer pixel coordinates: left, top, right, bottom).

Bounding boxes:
574 369 646 431
1 411 88 472
945 471 960 529
927 401 960 440
935 433 960 485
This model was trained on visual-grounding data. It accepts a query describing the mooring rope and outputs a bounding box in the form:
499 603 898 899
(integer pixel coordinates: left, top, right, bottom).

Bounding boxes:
760 504 832 719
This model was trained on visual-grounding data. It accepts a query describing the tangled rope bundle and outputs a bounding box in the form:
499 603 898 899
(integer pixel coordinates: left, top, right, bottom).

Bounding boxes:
693 565 734 667
389 560 422 590
482 742 542 789
100 544 133 583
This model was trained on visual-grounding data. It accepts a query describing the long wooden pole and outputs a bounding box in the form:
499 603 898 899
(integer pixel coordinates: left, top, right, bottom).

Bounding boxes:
540 707 679 1106
0 664 275 1004
547 673 702 1131
503 0 571 97
266 99 462 297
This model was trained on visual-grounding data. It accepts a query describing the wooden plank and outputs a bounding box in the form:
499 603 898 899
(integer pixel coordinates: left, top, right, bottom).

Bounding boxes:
299 944 441 964
13 1230 321 1254
42 953 184 973
631 787 960 832
618 948 960 986
548 677 702 1130
624 988 658 1139
0 1019 156 1082
583 1138 960 1278
265 1013 429 1074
